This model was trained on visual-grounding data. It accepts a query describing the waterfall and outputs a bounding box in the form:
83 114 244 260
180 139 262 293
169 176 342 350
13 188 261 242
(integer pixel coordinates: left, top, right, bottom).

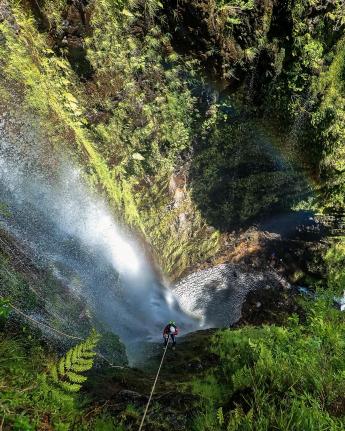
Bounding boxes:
0 110 197 355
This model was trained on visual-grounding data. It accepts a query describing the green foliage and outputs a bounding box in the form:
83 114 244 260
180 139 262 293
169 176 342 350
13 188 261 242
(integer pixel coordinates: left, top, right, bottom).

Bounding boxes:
0 245 114 425
0 330 127 430
0 253 38 309
0 0 222 276
216 407 224 426
97 331 128 366
41 0 68 30
192 298 345 430
51 330 101 392
0 248 100 343
0 297 10 320
263 2 345 212
84 0 221 275
311 39 345 210
0 202 11 218
191 110 307 230
92 416 126 431
0 3 142 228
202 0 273 76
86 0 194 175
0 336 77 429
0 251 125 429
325 238 345 293
216 0 254 11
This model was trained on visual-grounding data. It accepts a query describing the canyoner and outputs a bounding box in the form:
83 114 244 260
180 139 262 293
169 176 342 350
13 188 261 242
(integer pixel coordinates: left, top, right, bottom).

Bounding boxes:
163 320 179 349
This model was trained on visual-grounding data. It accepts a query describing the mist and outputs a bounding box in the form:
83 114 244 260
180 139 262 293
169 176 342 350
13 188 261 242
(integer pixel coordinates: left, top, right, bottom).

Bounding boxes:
0 112 197 355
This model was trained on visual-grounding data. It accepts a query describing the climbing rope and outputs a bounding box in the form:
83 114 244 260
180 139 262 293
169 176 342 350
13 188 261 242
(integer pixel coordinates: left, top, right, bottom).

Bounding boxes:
138 338 170 431
8 302 84 340
6 301 125 369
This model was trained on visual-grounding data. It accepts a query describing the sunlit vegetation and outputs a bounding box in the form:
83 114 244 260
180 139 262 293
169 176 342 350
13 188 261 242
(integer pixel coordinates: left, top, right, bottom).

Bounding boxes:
1 258 344 429
0 246 128 430
1 0 343 277
85 0 221 276
191 295 345 430
50 330 100 392
0 0 221 278
0 0 344 430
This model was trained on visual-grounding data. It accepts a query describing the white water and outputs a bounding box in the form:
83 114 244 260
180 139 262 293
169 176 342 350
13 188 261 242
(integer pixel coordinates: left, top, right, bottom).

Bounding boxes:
0 110 198 355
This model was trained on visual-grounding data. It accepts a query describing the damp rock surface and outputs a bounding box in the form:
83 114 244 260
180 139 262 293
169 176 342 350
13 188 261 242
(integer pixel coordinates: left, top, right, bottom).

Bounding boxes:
173 263 290 327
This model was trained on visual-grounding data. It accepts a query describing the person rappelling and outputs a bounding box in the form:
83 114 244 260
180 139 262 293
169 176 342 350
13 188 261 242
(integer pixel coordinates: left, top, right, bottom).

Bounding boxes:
139 321 179 430
163 320 179 349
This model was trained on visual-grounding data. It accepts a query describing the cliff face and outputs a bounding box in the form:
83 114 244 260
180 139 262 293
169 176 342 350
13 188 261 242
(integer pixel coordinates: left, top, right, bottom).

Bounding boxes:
0 227 128 362
1 1 343 280
0 2 345 430
161 0 345 211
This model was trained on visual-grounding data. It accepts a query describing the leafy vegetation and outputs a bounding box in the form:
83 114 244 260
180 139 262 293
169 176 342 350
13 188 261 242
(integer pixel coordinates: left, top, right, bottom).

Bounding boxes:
191 295 345 430
262 1 345 212
0 0 221 278
0 237 129 429
0 0 344 430
0 326 128 430
164 0 345 219
191 110 308 230
1 0 342 277
0 247 89 342
50 330 100 392
0 297 10 321
84 0 221 276
325 238 345 293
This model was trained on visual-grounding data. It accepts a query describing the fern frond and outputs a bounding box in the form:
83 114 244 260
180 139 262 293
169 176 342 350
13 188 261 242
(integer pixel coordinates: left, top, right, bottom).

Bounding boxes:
78 350 96 358
49 329 101 392
58 357 65 376
70 346 78 364
72 364 93 373
66 371 87 384
72 359 94 372
50 364 59 383
65 349 73 370
59 381 82 392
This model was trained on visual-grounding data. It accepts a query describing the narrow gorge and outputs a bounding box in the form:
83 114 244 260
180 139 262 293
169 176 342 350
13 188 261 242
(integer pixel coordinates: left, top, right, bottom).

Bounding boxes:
0 1 344 430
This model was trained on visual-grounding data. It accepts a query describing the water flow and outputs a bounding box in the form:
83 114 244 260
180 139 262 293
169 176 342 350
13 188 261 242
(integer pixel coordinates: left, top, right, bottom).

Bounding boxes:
0 112 197 353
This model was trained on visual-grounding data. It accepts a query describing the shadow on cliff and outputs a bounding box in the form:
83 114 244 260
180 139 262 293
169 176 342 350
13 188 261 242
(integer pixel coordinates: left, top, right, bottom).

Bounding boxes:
189 113 311 232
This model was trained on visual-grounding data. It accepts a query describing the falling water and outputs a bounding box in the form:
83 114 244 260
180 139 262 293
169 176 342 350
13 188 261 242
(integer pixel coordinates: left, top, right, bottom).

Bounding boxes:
0 105 300 364
0 110 197 358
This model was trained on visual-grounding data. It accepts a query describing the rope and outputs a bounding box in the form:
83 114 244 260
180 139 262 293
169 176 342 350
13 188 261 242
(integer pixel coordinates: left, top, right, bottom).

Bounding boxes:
138 337 169 431
8 302 84 340
6 302 126 369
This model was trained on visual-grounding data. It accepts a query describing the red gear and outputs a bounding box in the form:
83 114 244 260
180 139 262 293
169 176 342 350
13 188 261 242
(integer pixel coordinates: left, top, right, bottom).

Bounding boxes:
163 324 179 336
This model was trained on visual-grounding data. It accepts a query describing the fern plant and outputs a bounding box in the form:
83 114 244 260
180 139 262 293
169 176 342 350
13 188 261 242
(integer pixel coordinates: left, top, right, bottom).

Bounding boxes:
217 407 224 426
50 330 100 392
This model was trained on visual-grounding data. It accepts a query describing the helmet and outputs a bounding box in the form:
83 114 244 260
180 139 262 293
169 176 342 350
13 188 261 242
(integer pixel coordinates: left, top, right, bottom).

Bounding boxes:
169 320 176 325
